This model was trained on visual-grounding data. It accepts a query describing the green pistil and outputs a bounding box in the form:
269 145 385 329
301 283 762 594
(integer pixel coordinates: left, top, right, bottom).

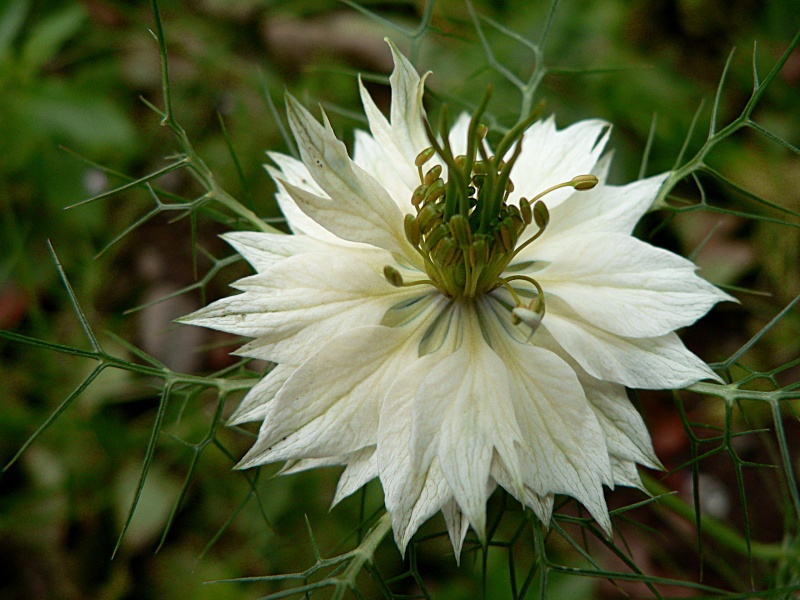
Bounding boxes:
387 104 598 327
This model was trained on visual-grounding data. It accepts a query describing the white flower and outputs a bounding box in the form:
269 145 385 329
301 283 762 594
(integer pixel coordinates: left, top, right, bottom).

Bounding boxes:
181 41 731 557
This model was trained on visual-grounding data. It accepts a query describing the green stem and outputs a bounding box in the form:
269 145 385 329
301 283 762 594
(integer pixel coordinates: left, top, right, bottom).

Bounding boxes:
333 512 392 600
642 473 788 561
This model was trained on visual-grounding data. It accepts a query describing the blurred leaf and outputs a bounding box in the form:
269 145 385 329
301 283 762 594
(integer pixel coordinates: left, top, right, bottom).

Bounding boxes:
20 3 86 73
0 0 29 59
9 82 135 151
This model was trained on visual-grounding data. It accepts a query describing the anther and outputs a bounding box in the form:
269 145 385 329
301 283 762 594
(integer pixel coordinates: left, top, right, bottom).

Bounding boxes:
424 223 451 249
404 213 420 247
533 201 549 229
433 237 458 266
570 174 599 191
519 198 532 224
424 165 443 185
384 266 405 287
424 179 446 204
448 214 472 248
411 184 427 207
415 147 436 168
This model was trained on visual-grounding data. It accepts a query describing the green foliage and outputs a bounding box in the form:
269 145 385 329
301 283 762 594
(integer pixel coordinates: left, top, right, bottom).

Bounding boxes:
1 0 799 598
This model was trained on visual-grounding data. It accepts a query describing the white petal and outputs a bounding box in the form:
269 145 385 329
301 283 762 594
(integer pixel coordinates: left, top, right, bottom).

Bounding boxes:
284 95 418 263
352 129 415 214
228 363 294 425
265 152 345 242
278 455 346 475
509 117 610 210
180 251 417 364
222 231 328 273
541 172 669 239
482 298 614 532
333 447 378 506
238 325 417 466
411 308 524 540
491 457 555 526
533 232 733 337
386 39 430 159
576 372 661 470
541 297 721 389
610 456 647 490
377 350 444 549
446 112 472 157
441 499 470 564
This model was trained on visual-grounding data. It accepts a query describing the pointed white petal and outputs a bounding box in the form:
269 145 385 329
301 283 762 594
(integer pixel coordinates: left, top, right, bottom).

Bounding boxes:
180 251 420 364
333 447 378 506
284 95 418 262
441 499 470 564
238 325 417 466
377 350 444 549
222 231 329 273
397 459 452 551
582 378 661 470
481 298 614 532
610 456 647 490
509 117 610 210
541 172 669 239
408 308 524 541
541 297 722 389
386 39 430 158
228 363 294 426
265 152 348 242
352 129 415 214
278 455 345 475
533 232 733 337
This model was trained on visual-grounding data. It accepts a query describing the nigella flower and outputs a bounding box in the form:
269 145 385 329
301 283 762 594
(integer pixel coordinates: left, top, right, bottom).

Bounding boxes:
181 41 731 556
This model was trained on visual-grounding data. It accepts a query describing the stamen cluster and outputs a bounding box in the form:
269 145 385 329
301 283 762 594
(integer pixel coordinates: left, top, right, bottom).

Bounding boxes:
402 143 540 300
385 96 598 330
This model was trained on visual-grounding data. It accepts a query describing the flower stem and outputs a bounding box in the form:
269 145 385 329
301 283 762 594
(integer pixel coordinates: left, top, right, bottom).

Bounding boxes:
333 512 392 600
641 473 789 561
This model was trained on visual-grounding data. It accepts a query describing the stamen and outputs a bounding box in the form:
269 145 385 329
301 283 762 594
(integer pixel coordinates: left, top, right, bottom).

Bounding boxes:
408 98 600 302
384 266 435 288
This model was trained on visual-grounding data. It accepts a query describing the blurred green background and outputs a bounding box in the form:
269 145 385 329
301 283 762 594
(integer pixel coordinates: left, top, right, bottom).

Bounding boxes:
1 0 798 598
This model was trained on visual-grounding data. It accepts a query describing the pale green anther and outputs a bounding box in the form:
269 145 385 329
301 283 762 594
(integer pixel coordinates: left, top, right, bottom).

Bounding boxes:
570 174 599 191
411 184 427 206
472 161 488 176
384 265 404 287
415 147 435 168
425 223 450 250
424 164 443 185
454 155 467 169
424 179 446 203
476 124 488 139
434 237 458 266
499 217 517 252
448 214 472 248
472 237 489 266
404 213 420 247
533 201 549 229
505 179 515 194
520 198 532 224
416 202 440 232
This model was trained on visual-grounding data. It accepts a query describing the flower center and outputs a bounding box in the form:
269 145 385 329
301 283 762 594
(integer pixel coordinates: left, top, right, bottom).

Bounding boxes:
384 96 598 334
